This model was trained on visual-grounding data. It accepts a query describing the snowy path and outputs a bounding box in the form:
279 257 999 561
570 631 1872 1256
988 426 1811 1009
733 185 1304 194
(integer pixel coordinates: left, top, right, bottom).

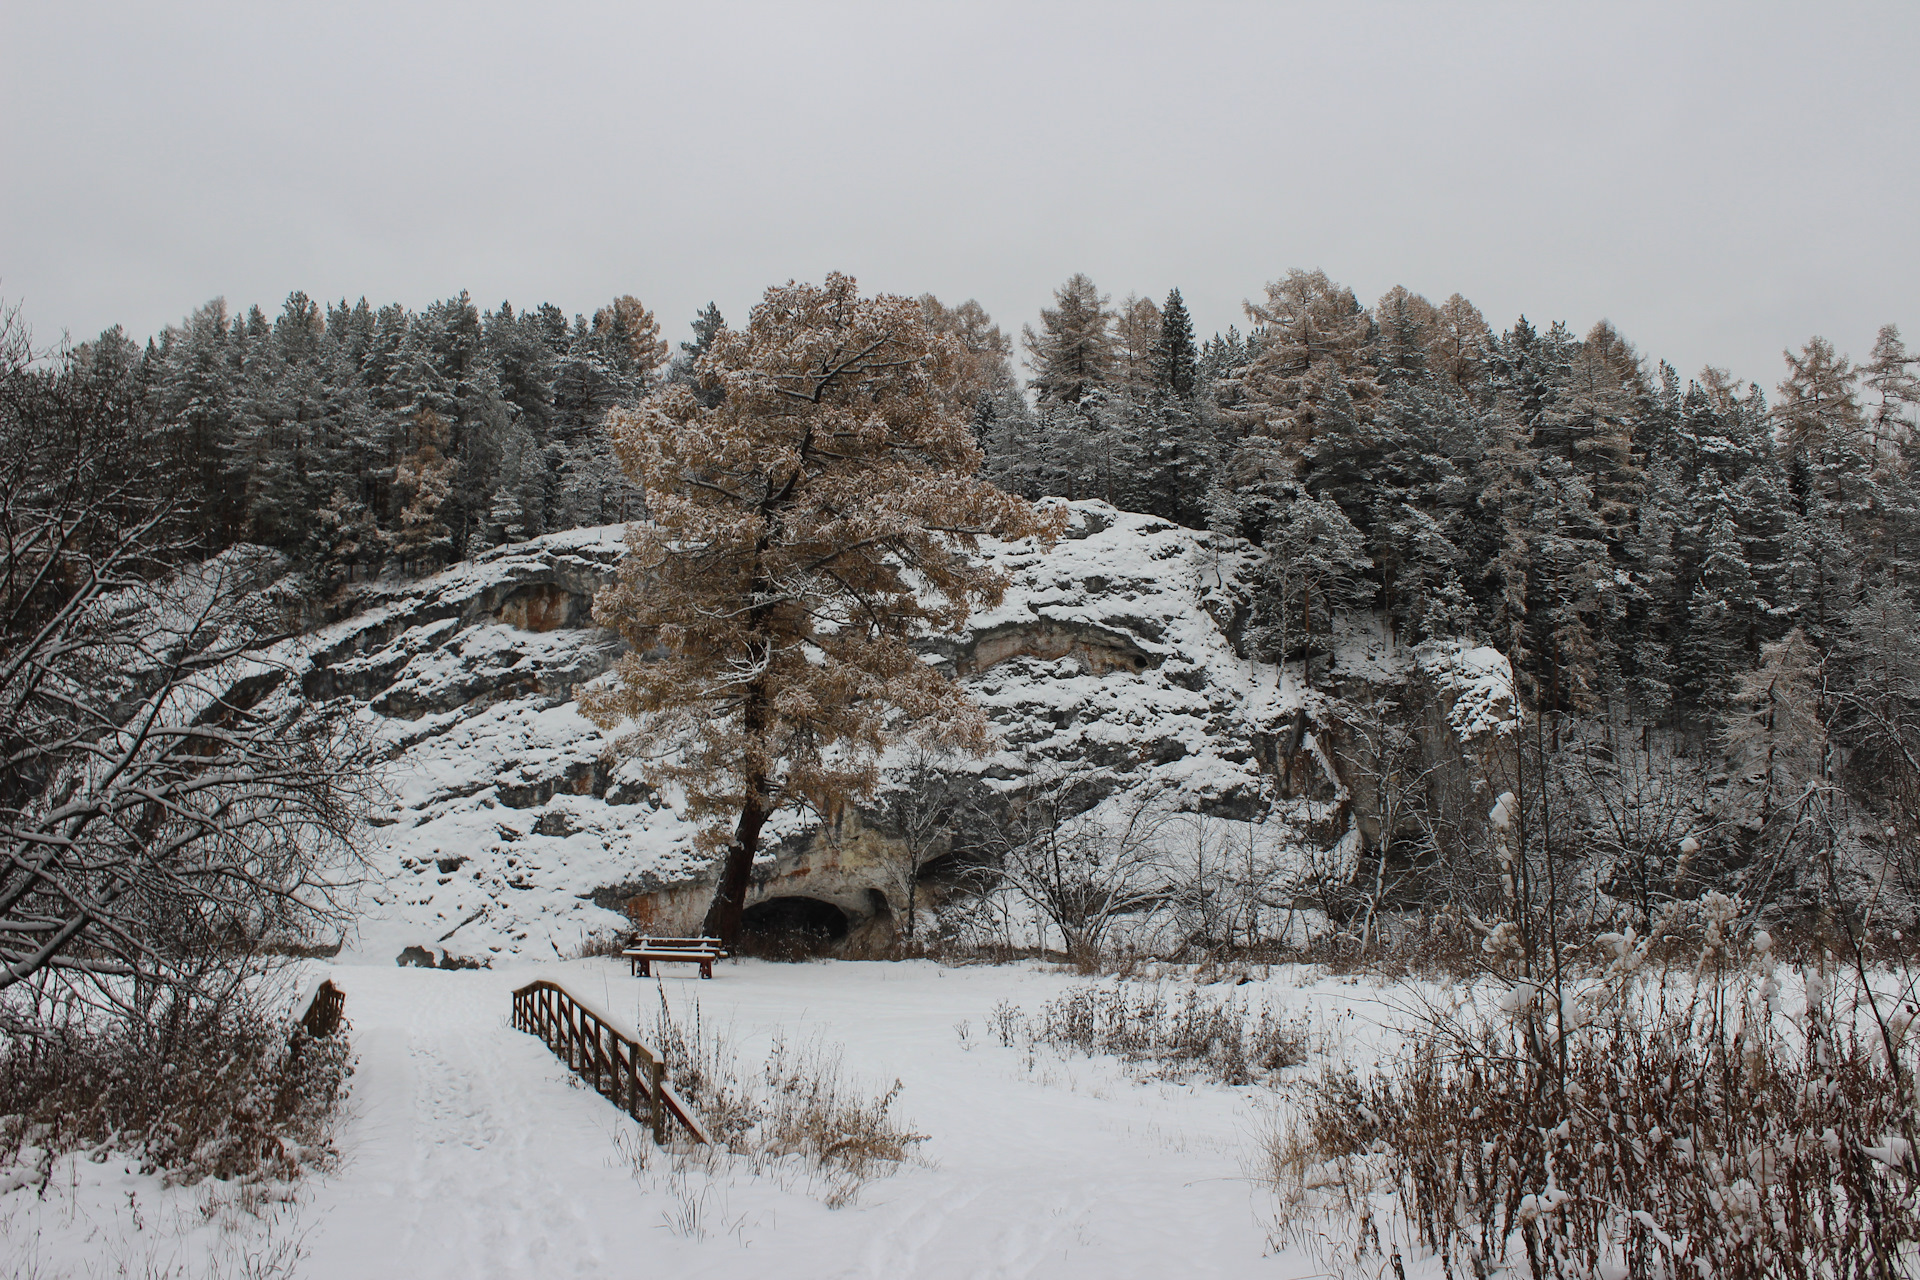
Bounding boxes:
293 958 1324 1279
300 969 629 1277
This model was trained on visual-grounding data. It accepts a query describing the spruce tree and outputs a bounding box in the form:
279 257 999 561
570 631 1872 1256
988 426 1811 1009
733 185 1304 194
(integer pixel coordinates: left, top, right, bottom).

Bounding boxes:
1156 288 1197 398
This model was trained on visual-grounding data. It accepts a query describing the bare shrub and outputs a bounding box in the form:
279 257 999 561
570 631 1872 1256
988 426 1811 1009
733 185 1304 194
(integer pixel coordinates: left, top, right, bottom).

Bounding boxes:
646 989 925 1206
1161 813 1296 959
1280 950 1920 1278
758 1036 925 1203
1008 982 1320 1086
991 771 1172 969
0 986 351 1191
569 930 629 960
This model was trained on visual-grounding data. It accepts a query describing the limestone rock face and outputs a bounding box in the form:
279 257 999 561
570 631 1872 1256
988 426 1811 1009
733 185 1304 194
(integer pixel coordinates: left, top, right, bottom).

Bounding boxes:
224 504 1514 964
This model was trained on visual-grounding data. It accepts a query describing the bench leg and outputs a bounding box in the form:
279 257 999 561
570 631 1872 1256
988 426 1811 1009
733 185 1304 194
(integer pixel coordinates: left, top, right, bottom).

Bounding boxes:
638 959 651 978
700 961 712 979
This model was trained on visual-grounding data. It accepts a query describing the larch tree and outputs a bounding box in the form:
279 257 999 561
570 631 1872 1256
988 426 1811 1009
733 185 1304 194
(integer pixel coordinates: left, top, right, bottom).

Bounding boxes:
582 275 1061 945
1111 293 1163 401
1022 273 1114 406
1862 324 1919 462
1237 269 1380 467
1429 292 1491 392
916 294 1015 404
1776 336 1866 466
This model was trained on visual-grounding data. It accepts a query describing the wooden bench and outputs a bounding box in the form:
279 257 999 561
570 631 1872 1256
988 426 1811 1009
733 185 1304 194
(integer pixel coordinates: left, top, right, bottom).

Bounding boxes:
622 936 728 979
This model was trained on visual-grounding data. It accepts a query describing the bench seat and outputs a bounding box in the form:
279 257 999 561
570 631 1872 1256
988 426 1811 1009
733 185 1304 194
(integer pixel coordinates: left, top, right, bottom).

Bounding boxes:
622 936 729 979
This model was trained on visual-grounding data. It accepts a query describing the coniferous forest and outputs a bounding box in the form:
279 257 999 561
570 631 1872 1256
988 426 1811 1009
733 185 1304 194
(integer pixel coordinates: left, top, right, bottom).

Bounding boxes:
36 273 1920 717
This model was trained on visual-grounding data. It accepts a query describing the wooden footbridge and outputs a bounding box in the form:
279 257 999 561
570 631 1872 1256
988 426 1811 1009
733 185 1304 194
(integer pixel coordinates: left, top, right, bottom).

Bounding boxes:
511 980 710 1145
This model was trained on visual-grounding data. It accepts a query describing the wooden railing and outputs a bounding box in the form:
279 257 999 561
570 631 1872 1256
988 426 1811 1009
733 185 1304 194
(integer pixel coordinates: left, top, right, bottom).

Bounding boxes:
511 980 709 1145
294 979 345 1038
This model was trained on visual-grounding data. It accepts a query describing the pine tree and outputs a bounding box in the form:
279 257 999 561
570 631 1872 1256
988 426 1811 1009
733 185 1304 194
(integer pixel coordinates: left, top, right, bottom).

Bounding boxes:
310 485 380 586
1680 503 1759 714
154 298 247 541
667 303 727 408
1247 492 1374 690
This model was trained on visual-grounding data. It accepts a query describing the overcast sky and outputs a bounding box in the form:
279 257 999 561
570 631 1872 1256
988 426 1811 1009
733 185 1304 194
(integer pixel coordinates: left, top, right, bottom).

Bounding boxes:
4 1 1916 391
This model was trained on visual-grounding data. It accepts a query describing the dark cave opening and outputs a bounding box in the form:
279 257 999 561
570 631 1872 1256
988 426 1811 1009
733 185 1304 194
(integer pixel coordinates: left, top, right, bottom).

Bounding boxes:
740 896 851 955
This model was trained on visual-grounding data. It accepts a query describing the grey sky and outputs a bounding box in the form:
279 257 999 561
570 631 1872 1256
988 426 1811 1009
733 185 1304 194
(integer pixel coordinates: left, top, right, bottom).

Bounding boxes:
4 1 1916 392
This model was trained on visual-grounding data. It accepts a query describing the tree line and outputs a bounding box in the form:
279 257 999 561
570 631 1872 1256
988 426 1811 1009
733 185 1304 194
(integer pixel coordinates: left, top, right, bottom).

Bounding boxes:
30 271 1920 735
36 289 698 584
990 271 1920 734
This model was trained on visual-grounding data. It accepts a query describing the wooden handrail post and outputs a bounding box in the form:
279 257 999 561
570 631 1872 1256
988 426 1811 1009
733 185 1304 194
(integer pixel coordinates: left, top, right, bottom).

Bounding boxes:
650 1056 666 1145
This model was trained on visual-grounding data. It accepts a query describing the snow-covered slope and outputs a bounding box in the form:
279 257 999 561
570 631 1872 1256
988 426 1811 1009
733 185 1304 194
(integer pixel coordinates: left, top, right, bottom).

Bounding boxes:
235 503 1513 966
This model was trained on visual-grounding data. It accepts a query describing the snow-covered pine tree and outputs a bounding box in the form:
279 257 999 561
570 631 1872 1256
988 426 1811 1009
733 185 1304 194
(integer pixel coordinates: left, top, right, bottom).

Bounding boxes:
1246 491 1374 690
1130 288 1212 527
667 302 727 408
1156 287 1198 399
1680 502 1761 715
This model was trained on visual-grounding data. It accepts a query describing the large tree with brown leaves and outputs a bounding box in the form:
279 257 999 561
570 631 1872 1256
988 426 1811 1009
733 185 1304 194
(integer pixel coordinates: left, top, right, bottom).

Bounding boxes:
582 275 1059 944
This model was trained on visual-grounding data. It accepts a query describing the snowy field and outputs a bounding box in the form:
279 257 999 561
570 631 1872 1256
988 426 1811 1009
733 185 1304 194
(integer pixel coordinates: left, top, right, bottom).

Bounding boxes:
5 957 1402 1280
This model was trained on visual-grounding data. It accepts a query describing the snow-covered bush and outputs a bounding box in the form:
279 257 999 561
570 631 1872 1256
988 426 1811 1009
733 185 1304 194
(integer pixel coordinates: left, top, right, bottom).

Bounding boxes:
1003 981 1321 1086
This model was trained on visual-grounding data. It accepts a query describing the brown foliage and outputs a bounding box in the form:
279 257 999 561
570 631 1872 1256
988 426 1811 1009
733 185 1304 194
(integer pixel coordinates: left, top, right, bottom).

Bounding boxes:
582 274 1060 939
0 990 351 1189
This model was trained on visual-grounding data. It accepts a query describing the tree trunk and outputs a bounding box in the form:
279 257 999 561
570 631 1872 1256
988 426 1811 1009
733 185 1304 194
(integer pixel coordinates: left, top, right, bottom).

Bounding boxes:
701 787 768 948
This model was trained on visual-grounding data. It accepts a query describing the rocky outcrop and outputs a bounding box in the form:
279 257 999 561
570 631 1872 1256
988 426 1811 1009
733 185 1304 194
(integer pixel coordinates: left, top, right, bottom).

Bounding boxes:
224 505 1516 965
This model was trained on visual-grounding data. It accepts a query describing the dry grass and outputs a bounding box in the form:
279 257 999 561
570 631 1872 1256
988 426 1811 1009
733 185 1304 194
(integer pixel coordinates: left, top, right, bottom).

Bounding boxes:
569 929 629 960
644 989 925 1207
997 981 1323 1086
1269 947 1920 1278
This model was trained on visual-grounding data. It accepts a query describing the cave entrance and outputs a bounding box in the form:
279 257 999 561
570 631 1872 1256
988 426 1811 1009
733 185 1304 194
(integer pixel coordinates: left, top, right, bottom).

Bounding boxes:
739 896 850 959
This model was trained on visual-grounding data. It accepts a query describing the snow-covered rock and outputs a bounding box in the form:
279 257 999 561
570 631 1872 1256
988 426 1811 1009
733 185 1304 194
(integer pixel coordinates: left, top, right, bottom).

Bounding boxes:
230 502 1514 965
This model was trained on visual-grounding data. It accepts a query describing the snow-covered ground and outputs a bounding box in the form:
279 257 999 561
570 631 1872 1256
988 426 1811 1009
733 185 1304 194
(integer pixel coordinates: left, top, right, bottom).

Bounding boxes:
6 957 1401 1279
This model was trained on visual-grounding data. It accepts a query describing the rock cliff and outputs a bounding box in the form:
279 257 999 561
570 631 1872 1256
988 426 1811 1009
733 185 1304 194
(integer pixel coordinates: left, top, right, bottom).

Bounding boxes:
233 503 1514 965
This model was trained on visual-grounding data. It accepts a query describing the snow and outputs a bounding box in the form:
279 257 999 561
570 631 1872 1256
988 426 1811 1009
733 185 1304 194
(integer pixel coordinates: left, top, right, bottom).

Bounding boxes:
5 958 1393 1279
1414 640 1520 741
14 957 1913 1277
